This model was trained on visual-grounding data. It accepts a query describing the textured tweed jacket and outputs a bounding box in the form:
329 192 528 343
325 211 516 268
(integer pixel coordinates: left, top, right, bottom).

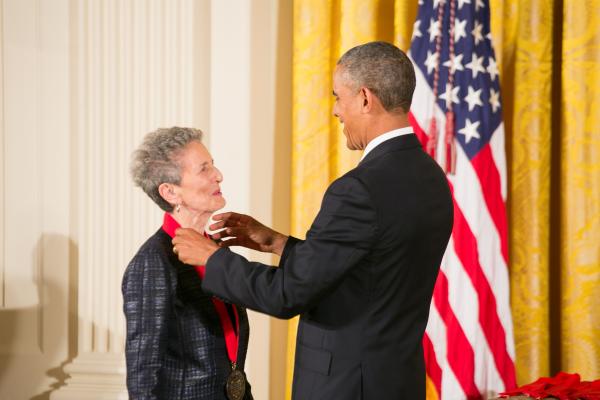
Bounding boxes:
122 227 253 400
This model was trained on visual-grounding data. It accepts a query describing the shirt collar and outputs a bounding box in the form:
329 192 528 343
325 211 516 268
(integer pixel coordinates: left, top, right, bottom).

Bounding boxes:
162 212 210 240
162 212 180 238
360 126 414 162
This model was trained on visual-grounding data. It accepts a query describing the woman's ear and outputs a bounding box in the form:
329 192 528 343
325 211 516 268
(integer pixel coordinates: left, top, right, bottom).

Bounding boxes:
158 182 179 208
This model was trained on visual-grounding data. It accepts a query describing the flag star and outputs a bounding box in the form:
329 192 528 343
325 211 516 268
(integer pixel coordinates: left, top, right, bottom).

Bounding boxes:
454 19 468 43
466 54 486 77
457 0 471 9
487 57 499 80
472 21 484 45
464 86 483 111
439 83 461 107
489 88 501 113
412 20 422 39
428 18 441 42
424 51 439 75
458 118 481 143
443 53 464 73
475 0 485 11
433 0 446 8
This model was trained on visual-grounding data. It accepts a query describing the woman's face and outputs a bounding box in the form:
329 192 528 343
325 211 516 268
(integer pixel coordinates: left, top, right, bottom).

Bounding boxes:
175 141 225 214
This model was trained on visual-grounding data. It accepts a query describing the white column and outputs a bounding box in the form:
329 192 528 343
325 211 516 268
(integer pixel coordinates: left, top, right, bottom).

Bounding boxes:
52 0 204 398
0 0 4 307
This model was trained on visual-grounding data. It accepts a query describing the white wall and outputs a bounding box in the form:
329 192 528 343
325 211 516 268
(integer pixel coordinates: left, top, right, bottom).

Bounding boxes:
209 1 291 398
0 1 72 399
0 0 291 399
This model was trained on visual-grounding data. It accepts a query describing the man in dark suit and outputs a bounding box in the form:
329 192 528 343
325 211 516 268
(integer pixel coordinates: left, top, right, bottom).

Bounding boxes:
173 41 453 399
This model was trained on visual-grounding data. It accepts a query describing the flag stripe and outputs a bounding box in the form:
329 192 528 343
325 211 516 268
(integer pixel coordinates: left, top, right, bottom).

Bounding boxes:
433 271 482 399
471 144 509 263
427 297 471 399
425 296 457 396
409 111 429 147
489 124 507 201
449 182 517 390
448 141 516 361
442 239 503 394
424 333 443 395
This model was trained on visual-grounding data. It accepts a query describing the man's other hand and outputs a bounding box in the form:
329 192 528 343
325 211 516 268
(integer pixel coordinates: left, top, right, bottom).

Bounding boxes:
209 212 288 256
172 228 219 266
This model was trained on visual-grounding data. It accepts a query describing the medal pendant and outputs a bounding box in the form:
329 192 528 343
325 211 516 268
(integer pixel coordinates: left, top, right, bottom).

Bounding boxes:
226 366 246 400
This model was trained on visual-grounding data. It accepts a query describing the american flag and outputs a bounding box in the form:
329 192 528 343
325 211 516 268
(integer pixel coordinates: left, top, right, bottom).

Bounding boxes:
407 0 517 398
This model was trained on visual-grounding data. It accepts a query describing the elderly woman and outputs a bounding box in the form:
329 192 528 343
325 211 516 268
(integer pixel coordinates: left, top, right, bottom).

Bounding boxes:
122 127 253 400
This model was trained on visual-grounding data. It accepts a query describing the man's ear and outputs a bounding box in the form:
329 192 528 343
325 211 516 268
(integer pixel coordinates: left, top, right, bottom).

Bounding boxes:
158 182 179 208
361 87 375 113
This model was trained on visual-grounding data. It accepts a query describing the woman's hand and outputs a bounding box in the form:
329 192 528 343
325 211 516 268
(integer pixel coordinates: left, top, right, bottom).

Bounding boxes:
209 212 288 256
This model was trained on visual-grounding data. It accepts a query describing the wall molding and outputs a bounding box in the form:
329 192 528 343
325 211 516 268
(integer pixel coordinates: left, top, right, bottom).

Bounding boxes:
0 0 5 308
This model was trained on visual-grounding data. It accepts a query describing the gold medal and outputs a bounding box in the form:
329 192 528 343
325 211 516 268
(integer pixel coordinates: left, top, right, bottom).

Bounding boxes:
226 365 246 400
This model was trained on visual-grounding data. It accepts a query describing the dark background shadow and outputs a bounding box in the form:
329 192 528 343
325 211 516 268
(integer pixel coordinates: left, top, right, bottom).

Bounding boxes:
31 235 78 400
0 234 77 399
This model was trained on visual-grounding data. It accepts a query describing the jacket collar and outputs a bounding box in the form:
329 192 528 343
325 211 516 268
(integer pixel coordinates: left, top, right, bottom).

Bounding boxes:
358 133 421 166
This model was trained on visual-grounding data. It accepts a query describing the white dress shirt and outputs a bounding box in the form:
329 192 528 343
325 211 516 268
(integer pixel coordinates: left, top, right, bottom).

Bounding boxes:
360 126 414 162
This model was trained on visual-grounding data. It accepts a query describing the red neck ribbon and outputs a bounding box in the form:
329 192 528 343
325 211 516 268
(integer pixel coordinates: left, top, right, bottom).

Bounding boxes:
162 212 240 367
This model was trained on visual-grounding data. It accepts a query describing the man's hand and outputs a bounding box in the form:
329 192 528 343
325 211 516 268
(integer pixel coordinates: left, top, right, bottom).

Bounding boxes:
172 228 219 266
209 212 288 256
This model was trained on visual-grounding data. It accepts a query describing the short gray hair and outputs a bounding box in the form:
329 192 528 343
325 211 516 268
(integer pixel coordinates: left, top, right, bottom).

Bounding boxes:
130 127 203 212
337 41 416 113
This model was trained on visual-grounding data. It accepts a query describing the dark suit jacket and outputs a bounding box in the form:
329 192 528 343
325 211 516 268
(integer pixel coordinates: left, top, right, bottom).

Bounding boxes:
122 228 253 400
203 134 453 399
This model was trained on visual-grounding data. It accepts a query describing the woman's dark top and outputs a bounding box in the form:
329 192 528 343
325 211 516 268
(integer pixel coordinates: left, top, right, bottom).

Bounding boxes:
122 227 253 399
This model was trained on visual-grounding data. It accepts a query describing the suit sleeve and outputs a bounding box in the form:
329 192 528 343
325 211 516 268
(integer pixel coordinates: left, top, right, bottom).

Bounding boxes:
203 175 377 318
122 251 171 399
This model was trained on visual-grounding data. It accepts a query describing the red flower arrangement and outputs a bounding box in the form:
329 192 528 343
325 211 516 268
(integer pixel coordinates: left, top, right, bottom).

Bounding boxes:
499 372 600 400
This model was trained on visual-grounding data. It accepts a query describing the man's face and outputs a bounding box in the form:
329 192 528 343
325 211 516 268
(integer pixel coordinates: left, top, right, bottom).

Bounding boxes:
332 66 365 150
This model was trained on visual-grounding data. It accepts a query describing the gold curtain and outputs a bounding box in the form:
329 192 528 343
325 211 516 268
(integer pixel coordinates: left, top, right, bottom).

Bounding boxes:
559 0 600 379
493 0 600 384
288 0 600 398
490 0 555 384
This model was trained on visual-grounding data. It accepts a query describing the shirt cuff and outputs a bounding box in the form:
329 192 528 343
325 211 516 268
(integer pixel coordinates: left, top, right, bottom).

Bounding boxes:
279 236 302 267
